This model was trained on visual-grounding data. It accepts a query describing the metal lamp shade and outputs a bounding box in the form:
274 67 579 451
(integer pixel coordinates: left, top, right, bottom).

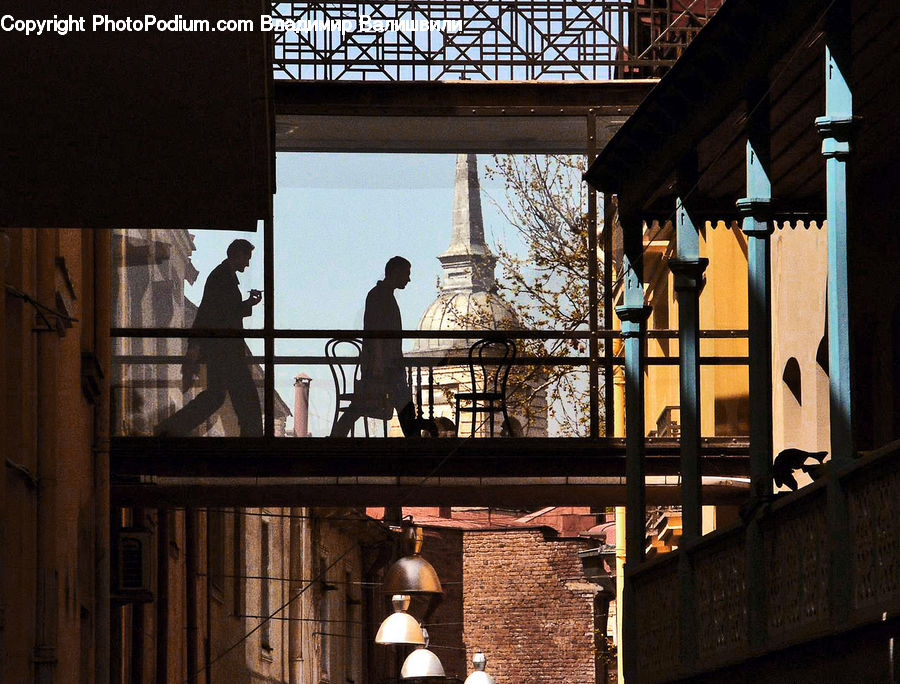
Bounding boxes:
464 673 497 684
383 555 443 595
375 597 426 646
401 648 445 678
464 651 496 684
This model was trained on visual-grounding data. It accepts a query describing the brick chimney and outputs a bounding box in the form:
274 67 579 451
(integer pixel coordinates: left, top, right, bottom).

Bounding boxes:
293 373 311 437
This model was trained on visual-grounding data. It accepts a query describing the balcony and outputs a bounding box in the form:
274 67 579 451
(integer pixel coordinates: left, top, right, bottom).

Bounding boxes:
628 441 900 681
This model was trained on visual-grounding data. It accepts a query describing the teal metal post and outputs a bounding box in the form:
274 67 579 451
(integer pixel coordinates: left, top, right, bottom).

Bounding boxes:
670 156 709 542
816 0 855 628
670 162 708 673
615 212 651 682
816 3 855 466
736 90 774 502
736 82 774 651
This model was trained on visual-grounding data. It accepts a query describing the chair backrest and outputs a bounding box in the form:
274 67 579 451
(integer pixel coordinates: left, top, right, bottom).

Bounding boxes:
467 337 517 396
325 338 363 399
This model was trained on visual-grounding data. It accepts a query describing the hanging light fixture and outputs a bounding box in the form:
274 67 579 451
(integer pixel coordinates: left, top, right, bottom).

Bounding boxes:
464 651 496 684
400 628 445 678
375 594 426 646
383 525 443 596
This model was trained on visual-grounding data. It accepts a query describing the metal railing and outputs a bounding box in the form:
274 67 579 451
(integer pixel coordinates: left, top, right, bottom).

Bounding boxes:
271 0 722 81
110 327 748 438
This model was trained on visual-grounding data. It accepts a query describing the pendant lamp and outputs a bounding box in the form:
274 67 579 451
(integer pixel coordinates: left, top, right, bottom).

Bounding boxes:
383 525 443 596
375 594 426 646
400 628 445 678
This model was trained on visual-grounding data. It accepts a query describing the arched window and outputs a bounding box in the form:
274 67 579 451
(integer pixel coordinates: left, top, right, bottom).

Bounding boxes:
816 336 828 374
782 357 802 441
783 357 802 406
814 337 831 452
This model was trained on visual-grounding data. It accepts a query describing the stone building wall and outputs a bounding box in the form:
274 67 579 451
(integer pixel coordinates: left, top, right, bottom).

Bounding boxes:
462 529 597 684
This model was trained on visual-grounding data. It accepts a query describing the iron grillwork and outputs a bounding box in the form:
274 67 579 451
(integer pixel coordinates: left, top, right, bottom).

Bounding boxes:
271 1 721 81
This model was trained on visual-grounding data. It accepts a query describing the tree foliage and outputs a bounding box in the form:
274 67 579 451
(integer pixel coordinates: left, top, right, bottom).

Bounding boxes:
484 154 603 436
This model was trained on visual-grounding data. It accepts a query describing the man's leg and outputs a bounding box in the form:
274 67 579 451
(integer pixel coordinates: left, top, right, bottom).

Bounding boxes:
155 366 227 436
226 357 263 437
331 405 363 437
396 400 418 437
388 379 418 437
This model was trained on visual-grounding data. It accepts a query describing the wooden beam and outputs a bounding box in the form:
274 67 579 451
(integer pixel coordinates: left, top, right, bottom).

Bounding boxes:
274 80 656 116
111 436 749 479
112 482 750 509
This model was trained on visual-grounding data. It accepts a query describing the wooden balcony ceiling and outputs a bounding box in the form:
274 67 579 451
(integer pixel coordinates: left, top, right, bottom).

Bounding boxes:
274 80 656 154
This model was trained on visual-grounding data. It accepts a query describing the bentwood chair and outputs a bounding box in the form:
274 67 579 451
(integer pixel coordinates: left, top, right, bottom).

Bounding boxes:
325 338 388 437
454 337 516 437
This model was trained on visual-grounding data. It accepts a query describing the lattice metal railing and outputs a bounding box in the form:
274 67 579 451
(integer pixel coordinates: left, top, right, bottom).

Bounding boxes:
271 1 722 81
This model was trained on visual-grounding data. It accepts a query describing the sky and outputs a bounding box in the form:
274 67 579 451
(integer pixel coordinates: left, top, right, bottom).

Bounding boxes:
185 152 528 436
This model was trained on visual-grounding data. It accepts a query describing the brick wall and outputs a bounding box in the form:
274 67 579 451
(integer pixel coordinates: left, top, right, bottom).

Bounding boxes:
462 530 597 684
420 528 466 678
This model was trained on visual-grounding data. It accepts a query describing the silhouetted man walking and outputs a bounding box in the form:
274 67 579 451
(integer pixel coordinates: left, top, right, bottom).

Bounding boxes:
156 239 263 437
331 256 417 437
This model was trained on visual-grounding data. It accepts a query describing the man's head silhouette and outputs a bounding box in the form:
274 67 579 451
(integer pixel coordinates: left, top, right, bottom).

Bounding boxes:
384 256 411 290
226 239 254 272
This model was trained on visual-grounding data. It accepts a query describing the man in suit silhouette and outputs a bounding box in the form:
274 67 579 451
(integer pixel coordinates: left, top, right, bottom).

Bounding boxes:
155 239 263 436
331 256 418 437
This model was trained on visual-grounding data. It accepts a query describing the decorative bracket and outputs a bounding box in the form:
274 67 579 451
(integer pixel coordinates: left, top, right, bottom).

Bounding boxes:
736 197 774 236
815 115 859 160
668 257 709 293
615 304 652 339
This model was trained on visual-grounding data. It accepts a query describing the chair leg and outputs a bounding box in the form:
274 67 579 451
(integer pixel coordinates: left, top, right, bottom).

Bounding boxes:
471 400 477 437
455 403 461 438
489 402 495 437
382 419 388 437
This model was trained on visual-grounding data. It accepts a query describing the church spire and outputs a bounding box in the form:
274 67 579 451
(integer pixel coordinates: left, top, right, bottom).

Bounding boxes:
439 154 497 293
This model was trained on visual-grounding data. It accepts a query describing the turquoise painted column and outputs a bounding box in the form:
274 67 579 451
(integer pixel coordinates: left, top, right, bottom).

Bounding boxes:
736 87 774 503
670 155 709 542
816 4 855 466
817 0 855 629
736 82 773 651
670 159 708 674
615 212 651 682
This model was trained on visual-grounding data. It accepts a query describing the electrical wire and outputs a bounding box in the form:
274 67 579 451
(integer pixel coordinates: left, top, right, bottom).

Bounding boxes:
4 283 79 330
195 544 355 677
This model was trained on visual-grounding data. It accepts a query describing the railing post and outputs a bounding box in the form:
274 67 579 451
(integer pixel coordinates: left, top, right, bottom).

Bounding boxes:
603 193 616 437
670 154 708 673
264 201 275 438
615 211 651 682
816 0 855 627
587 110 601 438
737 80 774 651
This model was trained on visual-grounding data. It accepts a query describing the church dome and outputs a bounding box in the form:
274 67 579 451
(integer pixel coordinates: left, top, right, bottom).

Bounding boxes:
412 154 519 355
413 289 518 354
